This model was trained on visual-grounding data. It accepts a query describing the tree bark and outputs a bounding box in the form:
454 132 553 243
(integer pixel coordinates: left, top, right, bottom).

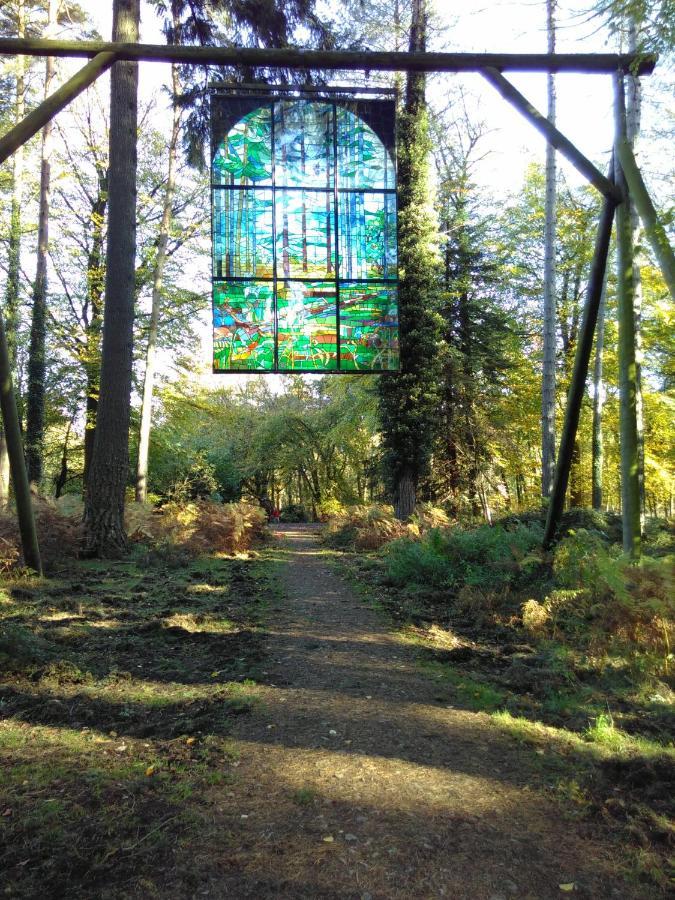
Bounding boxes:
626 20 645 530
135 62 181 503
541 0 557 499
614 76 641 559
591 284 606 509
26 0 59 490
0 0 26 508
83 0 140 555
83 165 108 487
396 469 416 521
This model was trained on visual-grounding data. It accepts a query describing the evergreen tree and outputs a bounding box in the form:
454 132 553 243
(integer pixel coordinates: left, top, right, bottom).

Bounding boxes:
378 0 442 520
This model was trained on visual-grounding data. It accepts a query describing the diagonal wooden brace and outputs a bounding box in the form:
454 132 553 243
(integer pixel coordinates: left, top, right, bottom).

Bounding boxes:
0 51 117 166
543 185 617 549
482 67 623 202
616 138 675 300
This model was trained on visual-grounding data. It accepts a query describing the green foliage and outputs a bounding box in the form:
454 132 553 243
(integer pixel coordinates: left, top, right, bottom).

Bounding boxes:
385 522 544 592
546 531 673 671
279 504 307 523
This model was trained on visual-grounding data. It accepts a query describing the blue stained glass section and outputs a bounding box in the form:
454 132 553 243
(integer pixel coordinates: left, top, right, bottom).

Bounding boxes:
213 188 274 278
336 106 395 190
274 100 334 188
338 192 397 280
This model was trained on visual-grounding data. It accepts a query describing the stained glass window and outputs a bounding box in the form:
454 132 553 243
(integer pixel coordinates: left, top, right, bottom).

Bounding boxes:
211 94 398 372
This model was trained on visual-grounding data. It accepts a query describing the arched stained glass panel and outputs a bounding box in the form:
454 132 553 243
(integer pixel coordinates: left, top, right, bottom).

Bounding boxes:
211 94 398 372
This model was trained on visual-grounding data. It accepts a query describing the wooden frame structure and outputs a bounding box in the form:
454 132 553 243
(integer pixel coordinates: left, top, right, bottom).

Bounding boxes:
0 39 672 570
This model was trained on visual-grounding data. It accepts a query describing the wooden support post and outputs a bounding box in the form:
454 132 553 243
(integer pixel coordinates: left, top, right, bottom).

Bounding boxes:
0 51 116 166
0 38 657 74
616 138 675 300
543 188 616 549
482 67 622 201
0 309 42 574
614 76 642 559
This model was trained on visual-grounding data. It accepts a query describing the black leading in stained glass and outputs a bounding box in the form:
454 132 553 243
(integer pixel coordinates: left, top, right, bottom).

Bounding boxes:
211 94 398 372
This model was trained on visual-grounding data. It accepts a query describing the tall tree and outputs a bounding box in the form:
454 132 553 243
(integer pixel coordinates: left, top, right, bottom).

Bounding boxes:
25 0 58 490
83 0 140 554
135 61 182 503
591 284 607 508
378 0 441 520
0 0 26 508
541 0 557 499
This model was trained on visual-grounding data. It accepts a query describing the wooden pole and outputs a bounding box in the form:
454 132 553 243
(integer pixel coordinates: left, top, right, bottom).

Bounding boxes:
0 51 116 166
616 138 675 300
0 39 657 74
482 67 622 201
0 309 42 574
543 189 616 549
614 76 642 559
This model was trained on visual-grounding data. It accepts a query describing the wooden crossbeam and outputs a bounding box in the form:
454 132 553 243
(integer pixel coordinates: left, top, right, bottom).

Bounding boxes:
0 51 117 166
0 39 657 74
482 68 622 201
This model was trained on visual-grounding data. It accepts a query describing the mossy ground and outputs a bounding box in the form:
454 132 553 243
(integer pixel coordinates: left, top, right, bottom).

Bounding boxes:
0 546 282 898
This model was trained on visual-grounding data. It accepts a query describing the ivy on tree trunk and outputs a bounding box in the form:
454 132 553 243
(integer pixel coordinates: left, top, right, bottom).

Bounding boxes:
378 0 441 521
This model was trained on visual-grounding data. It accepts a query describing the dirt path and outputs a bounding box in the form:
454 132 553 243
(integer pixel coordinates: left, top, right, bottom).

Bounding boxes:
205 526 642 899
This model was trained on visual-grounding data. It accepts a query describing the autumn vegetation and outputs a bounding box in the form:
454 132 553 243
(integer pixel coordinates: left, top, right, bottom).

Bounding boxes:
0 0 673 896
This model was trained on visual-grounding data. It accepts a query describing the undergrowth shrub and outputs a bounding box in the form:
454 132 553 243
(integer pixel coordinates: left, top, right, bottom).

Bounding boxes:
126 500 267 555
279 504 307 523
385 522 544 594
543 530 673 673
0 498 267 574
0 499 82 573
322 503 448 550
323 504 408 550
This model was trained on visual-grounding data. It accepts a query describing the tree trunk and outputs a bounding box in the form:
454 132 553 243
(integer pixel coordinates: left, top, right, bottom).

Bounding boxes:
83 0 140 555
380 0 439 522
541 0 557 499
0 0 26 508
614 76 641 559
626 20 645 531
135 62 180 503
591 284 606 509
82 166 108 487
396 468 416 521
25 0 58 491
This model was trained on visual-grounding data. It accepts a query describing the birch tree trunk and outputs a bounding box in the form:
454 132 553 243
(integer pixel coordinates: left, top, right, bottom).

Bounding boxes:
541 0 557 499
0 0 26 508
135 63 181 503
25 0 59 490
83 0 140 555
591 284 606 509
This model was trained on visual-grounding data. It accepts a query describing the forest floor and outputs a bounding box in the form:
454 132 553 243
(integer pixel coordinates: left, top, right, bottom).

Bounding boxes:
0 525 670 898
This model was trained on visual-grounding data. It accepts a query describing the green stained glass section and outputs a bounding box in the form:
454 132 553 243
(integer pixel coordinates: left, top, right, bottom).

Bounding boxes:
276 189 334 279
274 101 334 188
278 281 337 371
338 192 397 280
213 282 275 371
340 283 399 371
213 188 274 278
336 106 395 190
212 106 272 186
